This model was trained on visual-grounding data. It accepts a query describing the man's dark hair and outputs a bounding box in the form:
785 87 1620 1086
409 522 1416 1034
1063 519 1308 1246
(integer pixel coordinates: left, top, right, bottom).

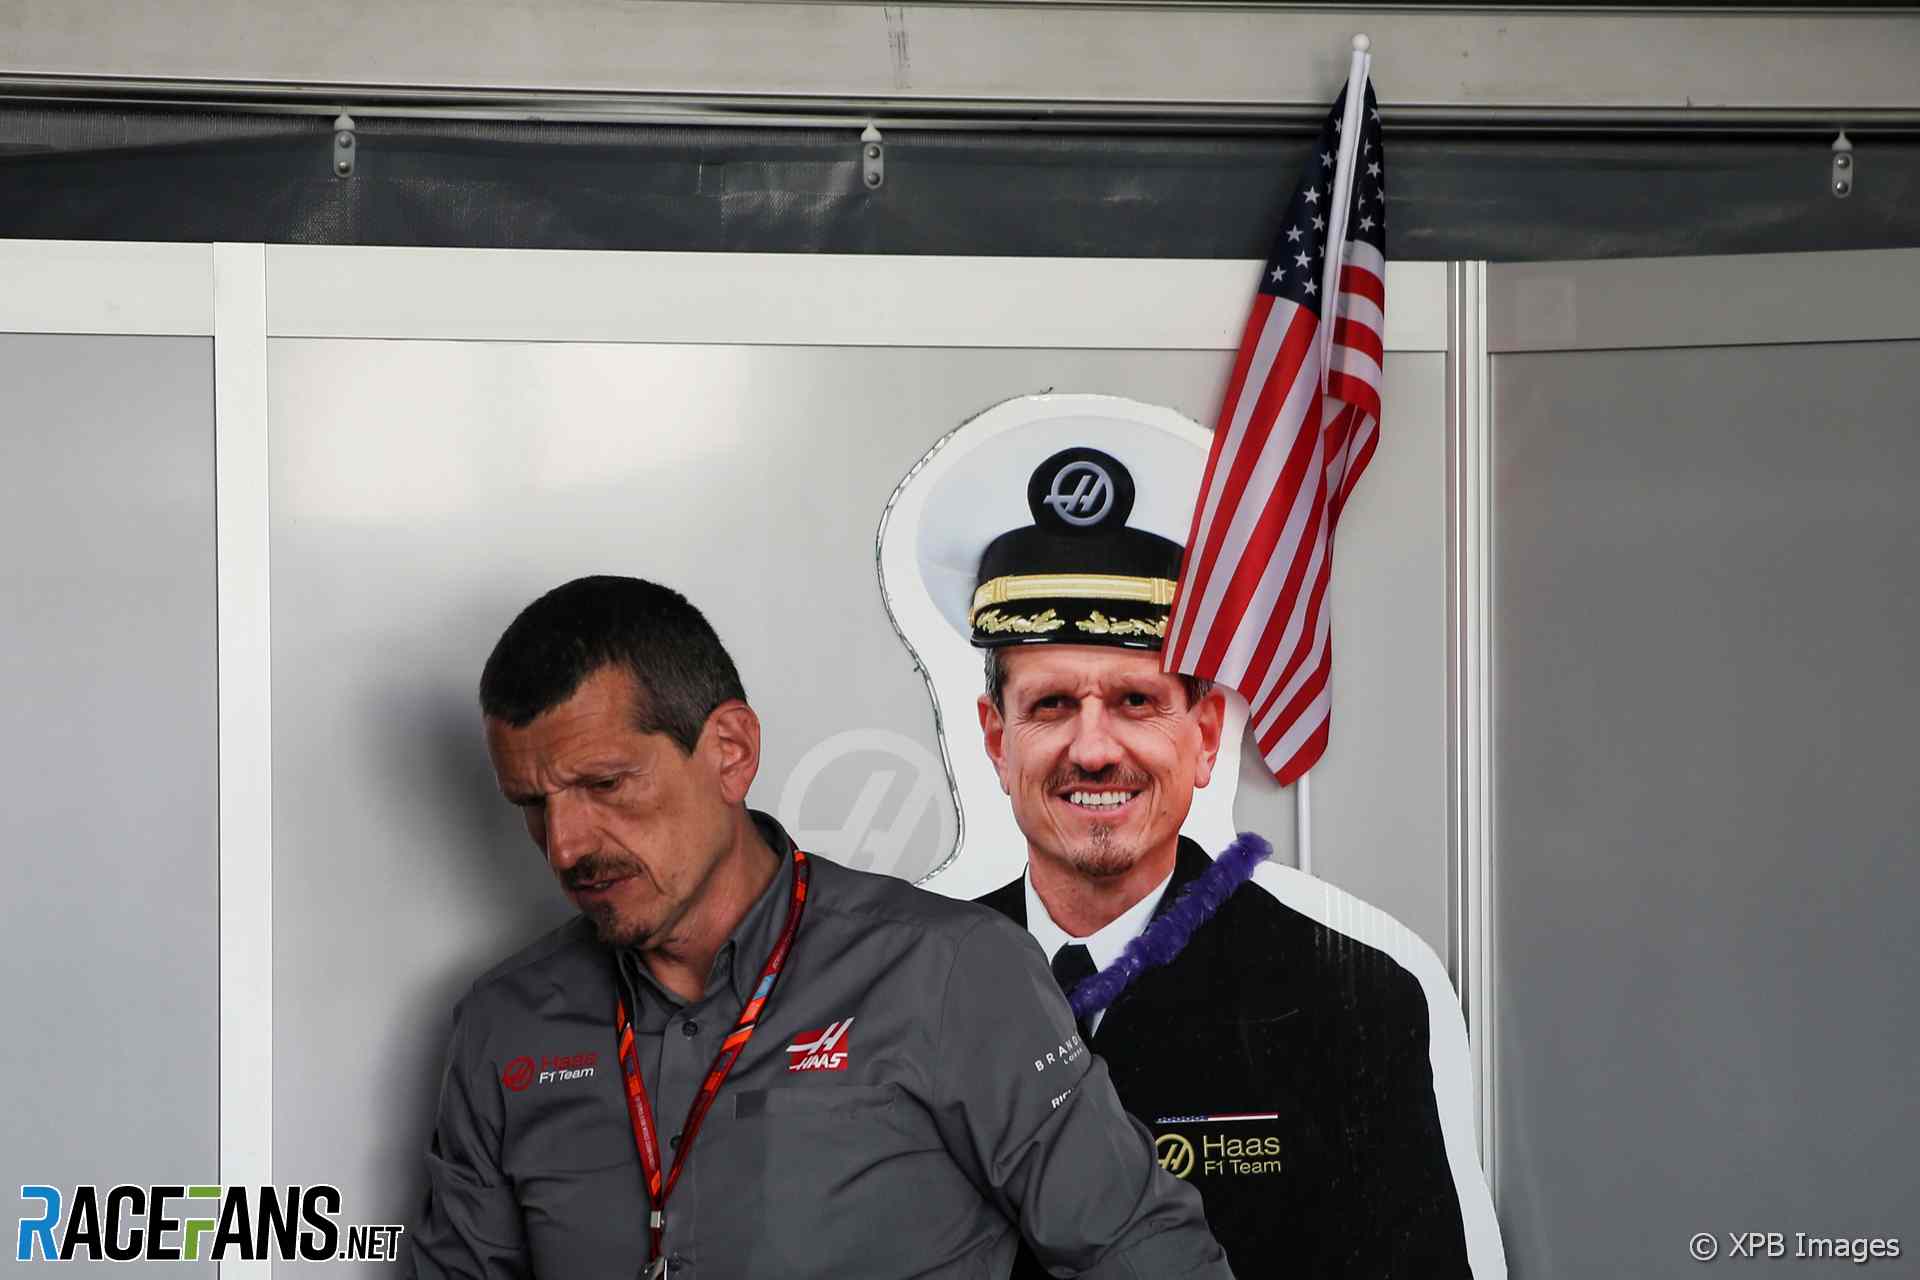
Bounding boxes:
479 576 746 753
982 647 1213 712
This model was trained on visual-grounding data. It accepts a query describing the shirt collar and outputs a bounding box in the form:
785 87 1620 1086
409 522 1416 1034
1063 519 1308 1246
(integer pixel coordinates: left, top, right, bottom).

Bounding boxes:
1023 859 1175 972
617 808 798 1011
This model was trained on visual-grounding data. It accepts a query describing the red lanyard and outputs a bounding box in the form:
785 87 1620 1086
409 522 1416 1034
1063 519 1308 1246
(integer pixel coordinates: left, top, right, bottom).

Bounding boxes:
615 849 810 1275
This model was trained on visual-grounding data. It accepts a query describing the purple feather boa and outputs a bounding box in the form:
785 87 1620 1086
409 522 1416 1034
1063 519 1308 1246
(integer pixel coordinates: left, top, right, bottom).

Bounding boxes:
1068 831 1272 1020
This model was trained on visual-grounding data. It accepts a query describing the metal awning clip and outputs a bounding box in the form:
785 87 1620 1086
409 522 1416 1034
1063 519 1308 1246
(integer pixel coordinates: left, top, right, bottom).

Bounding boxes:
333 111 357 178
1831 131 1853 198
861 123 884 190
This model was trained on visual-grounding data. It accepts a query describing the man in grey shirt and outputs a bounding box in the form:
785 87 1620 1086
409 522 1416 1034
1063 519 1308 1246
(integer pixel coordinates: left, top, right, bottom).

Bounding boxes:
407 575 1231 1279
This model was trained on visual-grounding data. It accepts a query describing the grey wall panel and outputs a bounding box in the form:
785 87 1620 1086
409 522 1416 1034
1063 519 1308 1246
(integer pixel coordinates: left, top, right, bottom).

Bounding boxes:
267 337 1451 1249
5 1 1916 120
1491 249 1920 354
1491 339 1920 1277
1315 351 1450 948
0 335 217 1200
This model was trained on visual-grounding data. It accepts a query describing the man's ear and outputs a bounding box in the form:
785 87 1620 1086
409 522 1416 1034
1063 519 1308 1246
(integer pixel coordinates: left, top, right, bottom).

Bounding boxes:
700 700 762 805
1192 688 1227 790
977 695 1011 795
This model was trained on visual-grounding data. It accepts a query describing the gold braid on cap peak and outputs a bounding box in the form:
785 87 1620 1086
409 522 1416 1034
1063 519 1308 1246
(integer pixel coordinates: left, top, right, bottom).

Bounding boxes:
969 573 1178 623
1076 611 1167 638
973 607 1066 635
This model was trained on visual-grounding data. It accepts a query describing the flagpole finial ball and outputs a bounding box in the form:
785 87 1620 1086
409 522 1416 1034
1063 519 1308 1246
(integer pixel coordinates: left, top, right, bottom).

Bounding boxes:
1352 33 1370 52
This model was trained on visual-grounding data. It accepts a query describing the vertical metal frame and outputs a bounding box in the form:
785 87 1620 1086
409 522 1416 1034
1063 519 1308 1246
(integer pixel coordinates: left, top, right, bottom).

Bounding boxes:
214 242 273 1275
1446 260 1496 1182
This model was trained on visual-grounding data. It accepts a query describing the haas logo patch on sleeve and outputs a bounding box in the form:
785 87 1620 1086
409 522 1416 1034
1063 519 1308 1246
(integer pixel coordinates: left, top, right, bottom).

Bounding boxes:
786 1019 854 1072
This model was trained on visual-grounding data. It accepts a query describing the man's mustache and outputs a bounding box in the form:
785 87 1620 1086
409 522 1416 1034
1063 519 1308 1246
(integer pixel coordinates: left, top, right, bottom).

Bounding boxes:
1044 765 1152 794
561 854 647 890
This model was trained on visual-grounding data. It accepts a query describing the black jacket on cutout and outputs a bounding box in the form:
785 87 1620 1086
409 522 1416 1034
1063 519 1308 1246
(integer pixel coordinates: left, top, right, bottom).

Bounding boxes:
980 837 1473 1278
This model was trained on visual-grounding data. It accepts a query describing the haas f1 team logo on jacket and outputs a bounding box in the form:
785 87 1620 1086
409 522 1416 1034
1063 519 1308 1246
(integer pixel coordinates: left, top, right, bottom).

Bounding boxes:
501 1050 599 1092
786 1019 854 1072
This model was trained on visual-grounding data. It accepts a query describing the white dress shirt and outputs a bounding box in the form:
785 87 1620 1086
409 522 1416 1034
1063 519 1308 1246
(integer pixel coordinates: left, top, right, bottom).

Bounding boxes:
1023 865 1174 1037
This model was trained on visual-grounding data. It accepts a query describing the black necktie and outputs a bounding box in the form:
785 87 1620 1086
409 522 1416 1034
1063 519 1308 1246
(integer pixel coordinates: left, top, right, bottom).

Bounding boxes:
1051 943 1098 1043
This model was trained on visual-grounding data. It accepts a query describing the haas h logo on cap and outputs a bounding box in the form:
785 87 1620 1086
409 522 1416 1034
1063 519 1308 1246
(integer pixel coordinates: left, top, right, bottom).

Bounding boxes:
1029 448 1136 534
1044 460 1115 526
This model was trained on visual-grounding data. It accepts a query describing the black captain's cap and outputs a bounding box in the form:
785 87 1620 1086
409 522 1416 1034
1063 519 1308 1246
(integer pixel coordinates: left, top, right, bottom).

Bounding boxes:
970 447 1183 651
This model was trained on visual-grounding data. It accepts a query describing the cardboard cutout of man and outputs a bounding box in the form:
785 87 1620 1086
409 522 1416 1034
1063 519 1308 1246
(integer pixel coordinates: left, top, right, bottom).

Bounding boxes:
876 393 1505 1278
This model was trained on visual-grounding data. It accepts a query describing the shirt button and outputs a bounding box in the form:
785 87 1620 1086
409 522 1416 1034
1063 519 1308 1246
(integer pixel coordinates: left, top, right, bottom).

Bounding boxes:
669 1133 681 1149
681 1021 699 1038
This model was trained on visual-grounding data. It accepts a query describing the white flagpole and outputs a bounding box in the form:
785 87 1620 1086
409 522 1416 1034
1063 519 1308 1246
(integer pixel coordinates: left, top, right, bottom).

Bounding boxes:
1297 773 1315 876
1317 33 1373 391
1299 34 1372 880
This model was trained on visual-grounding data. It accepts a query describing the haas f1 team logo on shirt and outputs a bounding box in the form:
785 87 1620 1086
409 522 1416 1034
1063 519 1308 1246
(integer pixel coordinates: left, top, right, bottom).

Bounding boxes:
501 1050 599 1092
786 1018 854 1072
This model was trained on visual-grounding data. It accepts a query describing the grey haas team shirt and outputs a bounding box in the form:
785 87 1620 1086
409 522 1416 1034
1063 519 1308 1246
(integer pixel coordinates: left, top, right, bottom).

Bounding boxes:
409 812 1232 1279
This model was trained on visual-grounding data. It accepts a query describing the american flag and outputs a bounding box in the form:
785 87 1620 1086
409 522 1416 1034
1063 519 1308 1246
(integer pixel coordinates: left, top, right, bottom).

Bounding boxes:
1163 81 1387 785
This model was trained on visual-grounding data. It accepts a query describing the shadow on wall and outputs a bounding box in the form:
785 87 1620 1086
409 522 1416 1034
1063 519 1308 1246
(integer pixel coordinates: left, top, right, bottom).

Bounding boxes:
382 684 577 1229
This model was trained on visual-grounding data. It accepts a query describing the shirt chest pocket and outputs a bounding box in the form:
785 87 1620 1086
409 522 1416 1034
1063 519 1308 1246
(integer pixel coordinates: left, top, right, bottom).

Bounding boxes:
728 1082 930 1172
714 1083 955 1276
